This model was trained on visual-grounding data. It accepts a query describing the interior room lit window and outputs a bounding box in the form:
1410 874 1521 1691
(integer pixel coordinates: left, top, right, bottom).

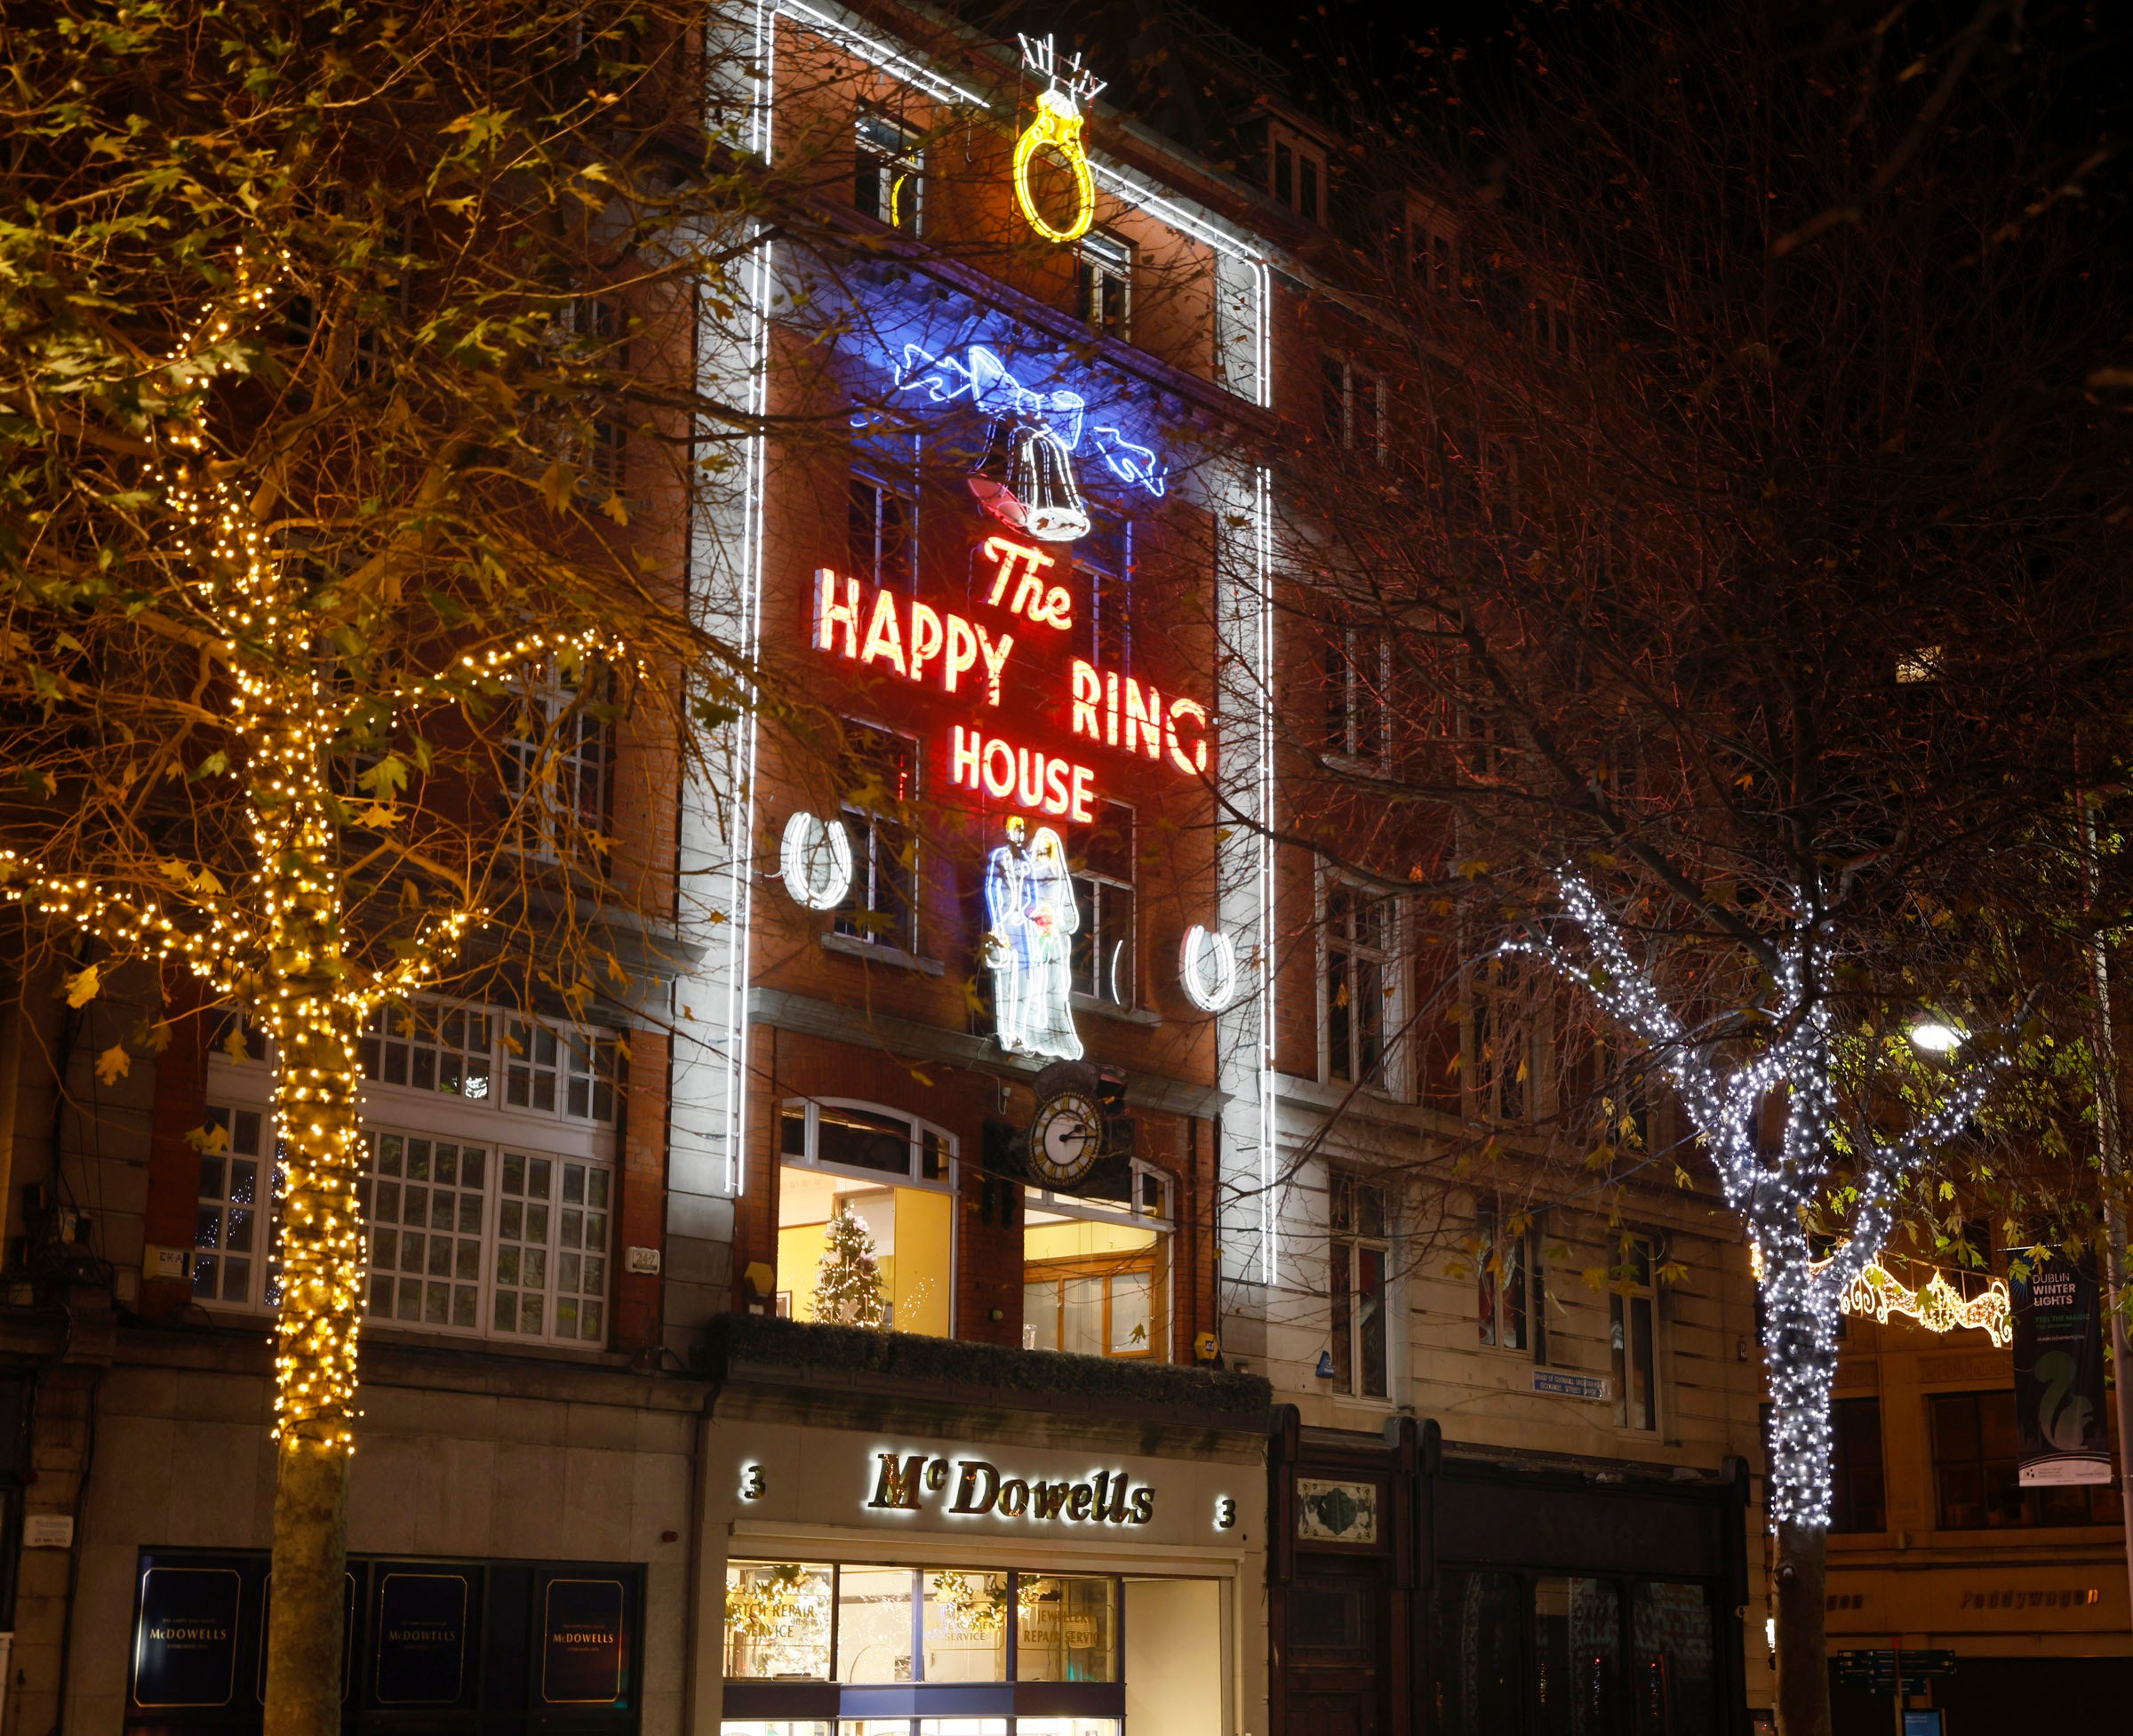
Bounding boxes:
1079 230 1132 340
1329 1171 1389 1398
1023 1157 1173 1361
776 1099 956 1338
723 1562 834 1679
1324 882 1393 1089
849 469 916 592
1070 799 1136 1010
855 110 923 231
1475 1200 1542 1359
1610 1236 1659 1432
834 724 919 951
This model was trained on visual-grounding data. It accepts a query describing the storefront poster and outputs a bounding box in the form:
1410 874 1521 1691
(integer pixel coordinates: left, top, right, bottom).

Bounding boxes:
374 1571 472 1705
1297 1477 1379 1544
542 1577 627 1705
2010 1250 2113 1485
132 1565 242 1708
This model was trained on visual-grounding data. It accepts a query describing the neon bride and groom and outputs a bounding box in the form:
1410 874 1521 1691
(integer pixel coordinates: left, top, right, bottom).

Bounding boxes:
983 815 1082 1060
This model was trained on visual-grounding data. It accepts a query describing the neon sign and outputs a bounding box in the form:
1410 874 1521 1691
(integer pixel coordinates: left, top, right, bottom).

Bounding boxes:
983 815 1082 1059
779 812 853 910
1013 36 1103 246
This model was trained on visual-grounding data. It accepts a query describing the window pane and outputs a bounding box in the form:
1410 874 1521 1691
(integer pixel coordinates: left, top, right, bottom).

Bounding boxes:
816 1105 914 1176
1358 1246 1388 1398
1535 1576 1620 1736
1330 1241 1354 1394
835 1566 914 1683
1016 1576 1115 1683
1062 1276 1103 1356
1023 1283 1059 1351
1434 1571 1523 1736
1109 1272 1152 1355
1633 1582 1716 1736
922 1571 1009 1682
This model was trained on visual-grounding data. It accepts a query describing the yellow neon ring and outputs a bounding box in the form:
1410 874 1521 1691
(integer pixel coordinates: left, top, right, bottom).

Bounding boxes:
1013 88 1095 244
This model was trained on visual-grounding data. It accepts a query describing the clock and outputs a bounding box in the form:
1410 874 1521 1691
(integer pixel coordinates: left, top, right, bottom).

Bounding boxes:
1028 1089 1102 1188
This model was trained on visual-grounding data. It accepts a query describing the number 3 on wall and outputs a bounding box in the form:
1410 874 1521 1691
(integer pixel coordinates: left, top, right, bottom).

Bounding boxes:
1214 1496 1236 1531
740 1464 765 1501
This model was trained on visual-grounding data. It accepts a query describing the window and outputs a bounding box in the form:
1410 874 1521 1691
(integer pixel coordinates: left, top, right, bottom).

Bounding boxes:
1271 131 1326 224
1321 625 1390 763
1079 231 1131 340
1329 1171 1389 1399
361 1003 494 1101
1633 1582 1717 1736
1830 1397 1887 1533
501 664 611 860
1434 1572 1524 1736
1075 516 1131 673
1929 1389 2122 1528
856 110 922 231
1534 1577 1620 1736
505 1020 619 1122
1325 883 1392 1088
1408 211 1461 296
1070 799 1135 1009
1318 355 1385 458
1469 956 1531 1123
568 295 628 486
1610 1237 1658 1432
835 724 918 951
359 1002 619 1126
849 469 916 592
194 1105 276 1309
1477 1201 1541 1358
777 1100 955 1337
1024 1156 1174 1362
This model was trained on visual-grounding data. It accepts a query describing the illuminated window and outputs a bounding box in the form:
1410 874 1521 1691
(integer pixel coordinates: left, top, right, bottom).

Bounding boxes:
848 470 916 592
856 110 923 232
1468 956 1530 1124
194 1105 276 1309
1325 883 1393 1089
1329 1171 1389 1398
1079 230 1132 340
777 1100 956 1338
1070 799 1135 1010
1475 1199 1541 1358
362 1003 493 1100
834 724 919 951
724 1562 833 1679
1024 1156 1173 1361
1610 1237 1659 1432
501 662 611 862
1321 624 1390 763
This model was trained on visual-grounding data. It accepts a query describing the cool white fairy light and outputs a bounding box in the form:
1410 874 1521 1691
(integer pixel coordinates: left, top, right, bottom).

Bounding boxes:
1514 872 2000 1532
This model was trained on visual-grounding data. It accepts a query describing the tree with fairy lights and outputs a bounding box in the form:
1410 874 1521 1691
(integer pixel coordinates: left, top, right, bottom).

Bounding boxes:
1226 6 2133 1733
0 4 883 1730
811 1201 888 1328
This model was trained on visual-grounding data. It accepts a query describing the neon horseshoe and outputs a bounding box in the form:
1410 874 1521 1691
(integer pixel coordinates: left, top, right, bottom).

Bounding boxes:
1014 87 1096 244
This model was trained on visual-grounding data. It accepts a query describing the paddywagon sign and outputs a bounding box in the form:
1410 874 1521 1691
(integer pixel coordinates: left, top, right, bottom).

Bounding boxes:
865 1449 1156 1526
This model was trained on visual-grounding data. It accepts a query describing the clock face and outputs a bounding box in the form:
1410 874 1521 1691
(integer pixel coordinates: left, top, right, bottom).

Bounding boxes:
1029 1090 1101 1187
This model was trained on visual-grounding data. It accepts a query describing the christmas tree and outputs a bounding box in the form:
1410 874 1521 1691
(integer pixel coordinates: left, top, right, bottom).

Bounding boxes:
811 1201 887 1326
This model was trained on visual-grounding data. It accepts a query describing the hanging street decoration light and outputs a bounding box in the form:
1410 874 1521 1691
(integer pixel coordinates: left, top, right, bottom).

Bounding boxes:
1014 34 1104 245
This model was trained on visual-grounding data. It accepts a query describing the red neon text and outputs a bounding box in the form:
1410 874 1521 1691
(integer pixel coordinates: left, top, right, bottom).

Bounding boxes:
815 570 1014 705
1070 660 1211 778
983 536 1073 631
950 724 1095 822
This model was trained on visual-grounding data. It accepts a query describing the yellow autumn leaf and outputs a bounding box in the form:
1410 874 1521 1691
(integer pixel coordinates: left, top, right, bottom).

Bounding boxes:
95 1044 130 1084
63 964 100 1007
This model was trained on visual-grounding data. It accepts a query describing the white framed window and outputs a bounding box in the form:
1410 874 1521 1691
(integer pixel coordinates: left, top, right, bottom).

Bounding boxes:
1079 230 1132 340
566 294 628 486
835 723 919 952
193 1104 277 1311
1468 956 1532 1124
1408 206 1461 297
1476 1199 1542 1358
1321 623 1391 765
1329 1170 1390 1399
1075 515 1131 674
1611 1235 1660 1432
501 663 612 862
1070 798 1135 1011
1271 129 1326 223
1324 881 1395 1091
779 1098 957 1189
856 109 923 231
1023 1156 1175 1362
1319 354 1386 460
360 1000 618 1127
848 468 916 592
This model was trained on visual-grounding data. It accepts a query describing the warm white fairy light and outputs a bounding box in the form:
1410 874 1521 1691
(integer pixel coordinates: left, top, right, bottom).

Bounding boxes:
4 249 632 1456
1514 872 1999 1531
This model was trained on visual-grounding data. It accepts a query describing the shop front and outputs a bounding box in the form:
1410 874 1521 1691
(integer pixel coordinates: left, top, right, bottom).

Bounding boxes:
696 1315 1270 1736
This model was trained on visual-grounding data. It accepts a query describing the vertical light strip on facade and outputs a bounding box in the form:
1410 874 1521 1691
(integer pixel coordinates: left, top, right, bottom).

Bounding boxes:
711 2 1279 1270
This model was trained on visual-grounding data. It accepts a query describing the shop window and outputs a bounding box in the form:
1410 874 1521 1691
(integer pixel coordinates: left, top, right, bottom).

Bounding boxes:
1610 1237 1658 1432
837 1565 916 1682
1469 956 1531 1124
1534 1576 1619 1736
835 724 919 952
849 470 916 592
776 1100 955 1337
724 1562 833 1679
1023 1159 1172 1361
1321 625 1391 764
855 111 922 231
1929 1389 2122 1528
1079 231 1132 340
1017 1576 1116 1682
923 1571 1012 1681
1070 799 1136 1009
1477 1201 1541 1358
194 1106 275 1309
1632 1581 1716 1736
1324 882 1393 1089
1329 1171 1389 1399
1433 1571 1524 1736
502 663 612 862
1830 1397 1887 1533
